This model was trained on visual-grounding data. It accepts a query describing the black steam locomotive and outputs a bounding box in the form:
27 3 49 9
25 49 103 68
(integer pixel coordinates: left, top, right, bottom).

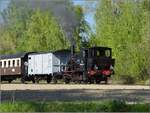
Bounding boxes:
53 46 115 84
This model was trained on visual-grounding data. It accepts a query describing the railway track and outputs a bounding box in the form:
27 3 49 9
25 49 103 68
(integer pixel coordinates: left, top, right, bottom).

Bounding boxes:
1 84 150 103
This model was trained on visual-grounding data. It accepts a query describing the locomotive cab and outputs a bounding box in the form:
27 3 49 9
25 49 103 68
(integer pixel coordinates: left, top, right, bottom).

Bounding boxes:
60 46 115 84
83 47 115 84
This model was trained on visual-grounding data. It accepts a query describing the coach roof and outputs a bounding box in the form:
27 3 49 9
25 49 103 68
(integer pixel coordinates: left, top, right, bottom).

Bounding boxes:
0 52 31 60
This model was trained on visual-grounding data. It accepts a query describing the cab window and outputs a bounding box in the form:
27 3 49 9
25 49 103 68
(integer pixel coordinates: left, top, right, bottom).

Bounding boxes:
105 50 111 57
13 60 15 67
8 61 11 67
17 60 20 66
4 61 6 67
96 51 100 56
92 49 111 57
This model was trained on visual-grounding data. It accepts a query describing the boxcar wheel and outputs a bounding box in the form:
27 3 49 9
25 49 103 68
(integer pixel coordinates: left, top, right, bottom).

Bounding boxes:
8 80 12 83
96 80 101 84
47 76 52 83
31 77 35 83
35 77 39 83
21 77 25 84
53 78 57 84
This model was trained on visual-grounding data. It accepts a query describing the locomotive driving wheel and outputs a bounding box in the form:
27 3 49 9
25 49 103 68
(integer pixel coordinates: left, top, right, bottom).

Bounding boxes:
64 78 70 84
63 74 71 84
8 79 13 83
104 77 108 84
95 79 101 84
88 77 95 84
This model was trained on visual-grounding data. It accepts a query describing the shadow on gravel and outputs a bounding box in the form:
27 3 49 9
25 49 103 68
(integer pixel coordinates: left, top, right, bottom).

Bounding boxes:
1 89 150 103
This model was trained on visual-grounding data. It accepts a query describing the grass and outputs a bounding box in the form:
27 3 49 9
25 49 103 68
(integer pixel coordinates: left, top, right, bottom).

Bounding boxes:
0 100 150 112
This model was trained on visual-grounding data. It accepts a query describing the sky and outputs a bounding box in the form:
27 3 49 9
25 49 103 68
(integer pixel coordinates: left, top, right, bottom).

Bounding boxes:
0 0 98 29
0 0 10 23
0 0 9 11
73 0 98 30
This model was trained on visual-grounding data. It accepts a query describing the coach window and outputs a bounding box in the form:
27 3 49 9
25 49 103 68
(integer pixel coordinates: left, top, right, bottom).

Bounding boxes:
8 60 11 67
4 61 6 67
17 60 20 66
13 60 15 67
6 60 9 67
0 61 1 67
1 61 4 68
10 60 12 67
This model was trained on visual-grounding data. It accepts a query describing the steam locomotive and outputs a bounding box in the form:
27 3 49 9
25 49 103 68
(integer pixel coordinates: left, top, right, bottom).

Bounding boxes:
0 46 115 84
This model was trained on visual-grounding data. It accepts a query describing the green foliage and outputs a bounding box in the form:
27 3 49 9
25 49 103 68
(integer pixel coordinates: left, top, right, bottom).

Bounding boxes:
1 100 150 112
129 103 150 112
119 75 136 84
91 0 150 82
0 101 39 112
0 27 16 54
19 9 69 52
0 0 86 54
145 79 150 85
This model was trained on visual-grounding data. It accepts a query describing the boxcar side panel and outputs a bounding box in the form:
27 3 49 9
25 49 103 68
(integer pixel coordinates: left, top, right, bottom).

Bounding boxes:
28 53 53 75
34 55 42 74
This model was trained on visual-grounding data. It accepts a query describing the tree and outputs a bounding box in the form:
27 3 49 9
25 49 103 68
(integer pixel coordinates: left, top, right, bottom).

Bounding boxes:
0 0 87 54
91 0 150 81
20 10 69 52
0 0 75 53
0 0 33 53
0 26 16 54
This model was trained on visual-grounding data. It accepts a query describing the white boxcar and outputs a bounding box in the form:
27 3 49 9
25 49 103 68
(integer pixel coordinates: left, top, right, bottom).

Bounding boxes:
28 52 60 76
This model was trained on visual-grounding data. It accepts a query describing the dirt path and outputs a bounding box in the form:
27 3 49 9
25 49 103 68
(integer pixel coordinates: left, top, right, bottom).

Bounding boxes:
1 84 150 90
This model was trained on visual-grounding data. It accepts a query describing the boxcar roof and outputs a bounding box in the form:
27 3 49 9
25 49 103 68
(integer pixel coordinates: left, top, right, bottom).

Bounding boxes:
28 50 71 56
28 52 52 56
53 49 71 53
0 52 31 60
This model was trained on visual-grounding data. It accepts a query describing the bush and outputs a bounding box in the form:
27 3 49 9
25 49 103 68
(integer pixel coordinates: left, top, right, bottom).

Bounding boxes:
0 101 38 112
119 75 136 84
129 103 150 112
0 100 150 112
145 79 150 85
